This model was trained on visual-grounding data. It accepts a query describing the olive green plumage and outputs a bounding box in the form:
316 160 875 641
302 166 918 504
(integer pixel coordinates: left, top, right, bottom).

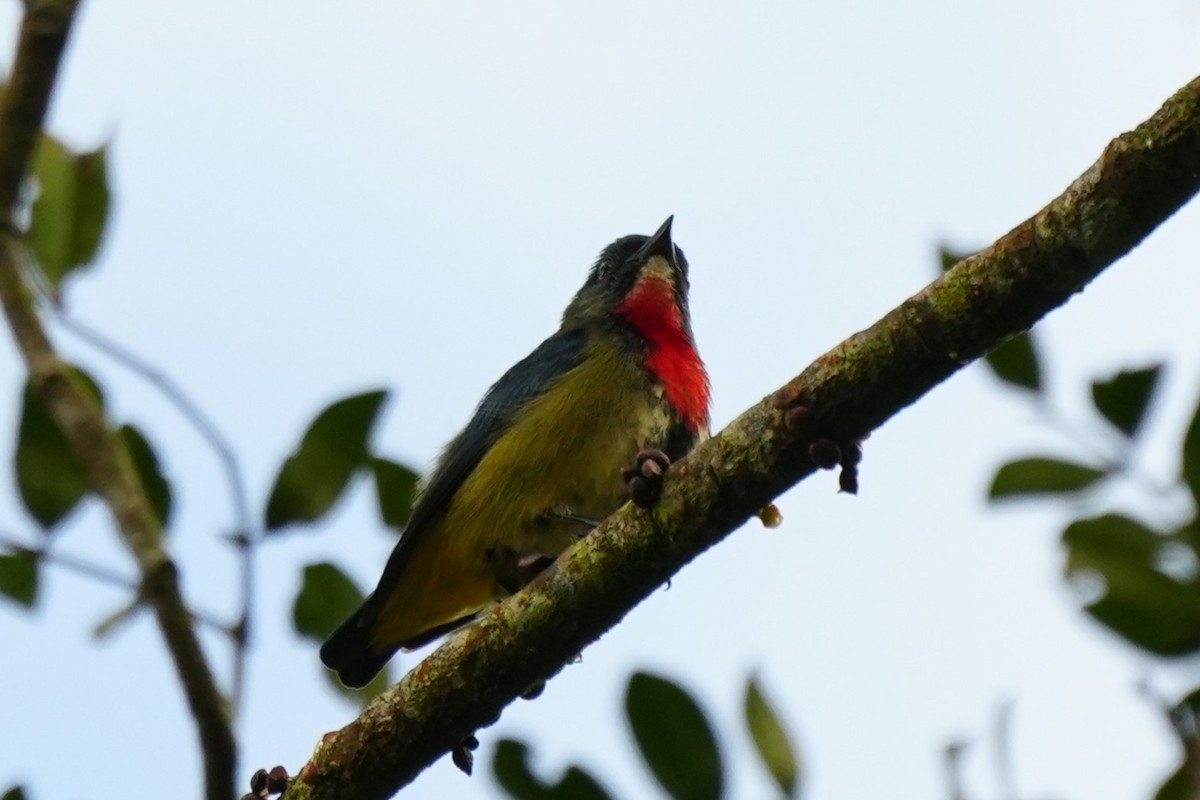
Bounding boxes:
321 219 709 687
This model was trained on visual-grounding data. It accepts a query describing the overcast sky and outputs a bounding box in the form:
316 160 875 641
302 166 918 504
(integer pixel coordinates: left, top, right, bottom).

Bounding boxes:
2 2 1199 798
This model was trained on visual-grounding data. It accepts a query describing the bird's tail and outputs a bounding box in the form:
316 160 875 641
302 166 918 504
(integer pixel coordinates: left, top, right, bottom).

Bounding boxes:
320 602 397 689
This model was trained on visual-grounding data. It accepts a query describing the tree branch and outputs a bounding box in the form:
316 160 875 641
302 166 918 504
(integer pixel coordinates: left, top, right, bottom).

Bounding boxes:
0 4 236 799
283 75 1200 799
0 0 74 218
53 310 258 720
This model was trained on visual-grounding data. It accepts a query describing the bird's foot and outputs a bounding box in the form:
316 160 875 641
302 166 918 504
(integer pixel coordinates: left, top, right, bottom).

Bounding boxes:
771 385 864 494
622 448 672 508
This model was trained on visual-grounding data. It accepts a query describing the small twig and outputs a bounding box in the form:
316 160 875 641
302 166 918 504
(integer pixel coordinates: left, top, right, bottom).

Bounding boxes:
1035 401 1192 528
1 529 131 587
944 740 969 800
1036 402 1123 471
0 531 232 635
50 309 258 718
993 698 1017 800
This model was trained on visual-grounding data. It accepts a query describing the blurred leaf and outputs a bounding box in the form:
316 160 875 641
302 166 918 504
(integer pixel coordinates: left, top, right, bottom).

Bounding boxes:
371 457 419 530
14 368 104 529
744 676 800 798
492 739 613 800
117 424 172 527
936 244 976 274
983 333 1041 392
1064 514 1200 655
2 786 28 800
0 550 38 608
294 561 392 704
292 561 365 641
1183 391 1200 507
626 671 723 800
1154 763 1195 800
28 135 110 289
265 390 388 531
988 457 1106 500
1091 365 1161 437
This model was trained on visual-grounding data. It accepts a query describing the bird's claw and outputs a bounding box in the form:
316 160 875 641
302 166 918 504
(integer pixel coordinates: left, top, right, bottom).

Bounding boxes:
623 448 672 508
771 385 864 495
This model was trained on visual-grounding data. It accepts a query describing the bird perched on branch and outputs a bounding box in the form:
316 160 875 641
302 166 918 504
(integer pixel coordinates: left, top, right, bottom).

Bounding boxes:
321 217 713 688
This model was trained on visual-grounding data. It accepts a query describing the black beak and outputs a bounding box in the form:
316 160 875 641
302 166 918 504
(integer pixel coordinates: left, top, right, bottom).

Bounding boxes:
635 216 676 266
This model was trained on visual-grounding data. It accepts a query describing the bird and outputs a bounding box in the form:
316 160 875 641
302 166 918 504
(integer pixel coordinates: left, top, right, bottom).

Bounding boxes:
321 217 711 688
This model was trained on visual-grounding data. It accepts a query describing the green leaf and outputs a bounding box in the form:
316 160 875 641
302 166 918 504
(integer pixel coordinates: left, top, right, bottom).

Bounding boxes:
14 368 104 529
936 244 975 274
265 390 388 531
0 550 39 608
626 671 723 800
492 739 613 800
983 332 1041 392
2 786 29 800
292 561 366 642
117 424 172 527
1064 514 1200 656
1154 763 1195 800
371 457 419 530
28 135 111 289
294 561 391 703
1182 391 1200 507
744 676 800 798
1091 365 1161 437
988 457 1106 500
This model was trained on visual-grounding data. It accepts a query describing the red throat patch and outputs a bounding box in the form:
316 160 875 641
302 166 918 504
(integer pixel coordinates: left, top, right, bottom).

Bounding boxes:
615 276 711 432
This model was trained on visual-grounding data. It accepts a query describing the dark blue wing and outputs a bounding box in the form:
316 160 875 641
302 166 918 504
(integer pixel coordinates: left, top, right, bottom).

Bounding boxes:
373 328 587 586
321 328 588 681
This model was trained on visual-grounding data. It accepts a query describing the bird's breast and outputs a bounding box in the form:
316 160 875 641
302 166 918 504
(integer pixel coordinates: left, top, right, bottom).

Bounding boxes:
615 276 710 431
445 335 677 564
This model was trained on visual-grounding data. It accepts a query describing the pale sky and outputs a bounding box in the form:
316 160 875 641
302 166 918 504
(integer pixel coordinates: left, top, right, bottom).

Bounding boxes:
2 2 1199 798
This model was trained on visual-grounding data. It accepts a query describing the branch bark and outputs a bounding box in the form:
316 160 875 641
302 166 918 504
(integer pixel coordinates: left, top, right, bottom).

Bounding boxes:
283 75 1200 800
0 4 236 800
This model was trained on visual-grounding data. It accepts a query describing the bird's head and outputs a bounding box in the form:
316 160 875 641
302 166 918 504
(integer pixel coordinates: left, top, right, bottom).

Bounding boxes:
562 216 694 342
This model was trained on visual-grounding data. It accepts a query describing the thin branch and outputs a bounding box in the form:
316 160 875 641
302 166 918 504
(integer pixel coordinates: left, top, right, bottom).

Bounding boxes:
0 3 237 799
993 699 1017 800
0 531 234 634
2 529 133 587
944 740 969 800
51 310 257 719
0 0 74 219
282 75 1200 800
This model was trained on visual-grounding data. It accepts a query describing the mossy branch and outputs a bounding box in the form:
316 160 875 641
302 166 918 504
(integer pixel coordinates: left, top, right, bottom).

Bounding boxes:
283 75 1200 800
0 4 236 800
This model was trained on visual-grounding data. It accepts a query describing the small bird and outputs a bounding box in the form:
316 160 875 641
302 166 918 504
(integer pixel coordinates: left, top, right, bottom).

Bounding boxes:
321 217 711 688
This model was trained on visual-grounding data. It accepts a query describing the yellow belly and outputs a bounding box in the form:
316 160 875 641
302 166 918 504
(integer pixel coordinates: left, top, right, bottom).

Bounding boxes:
371 336 677 648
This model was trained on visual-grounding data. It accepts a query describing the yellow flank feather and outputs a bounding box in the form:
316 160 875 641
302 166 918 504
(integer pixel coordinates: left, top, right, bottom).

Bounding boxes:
371 336 673 649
